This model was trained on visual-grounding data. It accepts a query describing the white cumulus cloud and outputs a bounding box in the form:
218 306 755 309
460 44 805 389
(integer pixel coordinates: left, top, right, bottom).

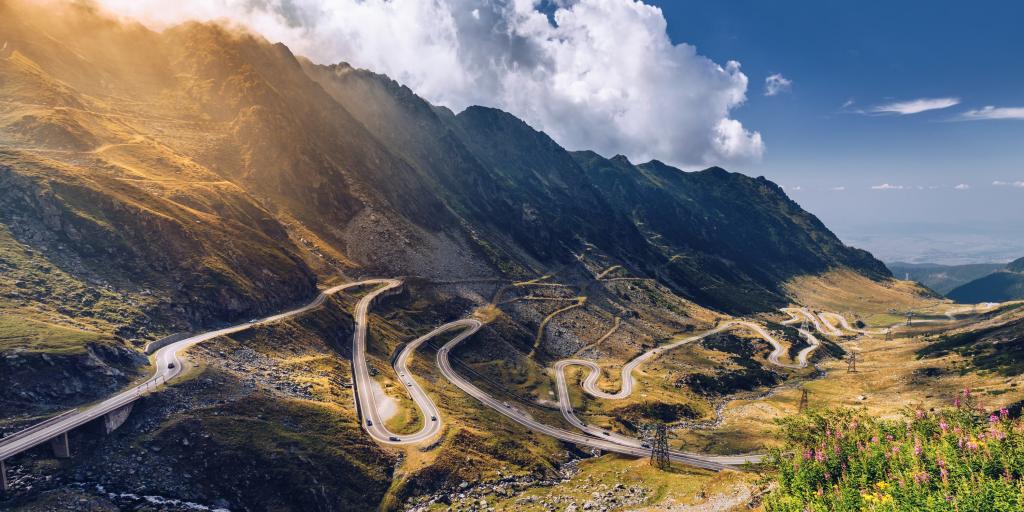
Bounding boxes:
871 97 960 115
959 106 1024 121
871 183 905 190
764 73 792 96
954 184 970 190
993 180 1024 188
830 186 846 191
92 0 764 167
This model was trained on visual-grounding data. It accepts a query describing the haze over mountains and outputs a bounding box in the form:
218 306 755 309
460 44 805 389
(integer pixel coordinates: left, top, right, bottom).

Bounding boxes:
887 261 1007 295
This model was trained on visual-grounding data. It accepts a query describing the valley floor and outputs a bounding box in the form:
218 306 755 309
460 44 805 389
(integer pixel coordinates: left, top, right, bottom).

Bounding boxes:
5 266 1024 511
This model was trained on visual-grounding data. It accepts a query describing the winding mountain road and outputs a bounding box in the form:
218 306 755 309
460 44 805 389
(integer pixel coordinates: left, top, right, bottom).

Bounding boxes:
0 280 369 462
347 278 450 445
433 320 754 470
548 318 821 453
5 273 929 476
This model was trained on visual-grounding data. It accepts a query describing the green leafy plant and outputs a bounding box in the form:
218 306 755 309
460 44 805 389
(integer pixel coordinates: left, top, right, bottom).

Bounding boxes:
762 389 1024 511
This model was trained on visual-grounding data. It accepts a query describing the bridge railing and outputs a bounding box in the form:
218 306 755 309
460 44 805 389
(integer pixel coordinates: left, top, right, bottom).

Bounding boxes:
0 409 79 449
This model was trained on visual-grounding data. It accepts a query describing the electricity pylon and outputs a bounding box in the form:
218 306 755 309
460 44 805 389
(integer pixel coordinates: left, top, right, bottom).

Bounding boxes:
648 423 670 470
798 388 809 412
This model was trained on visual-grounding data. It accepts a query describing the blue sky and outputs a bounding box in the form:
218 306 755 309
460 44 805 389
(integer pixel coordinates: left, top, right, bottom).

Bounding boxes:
649 0 1024 263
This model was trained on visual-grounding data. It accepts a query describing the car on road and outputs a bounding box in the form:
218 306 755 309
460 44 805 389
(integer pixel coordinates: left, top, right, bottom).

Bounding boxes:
641 442 651 448
431 416 437 421
502 401 511 408
167 362 175 369
366 419 373 426
389 436 400 442
247 319 258 324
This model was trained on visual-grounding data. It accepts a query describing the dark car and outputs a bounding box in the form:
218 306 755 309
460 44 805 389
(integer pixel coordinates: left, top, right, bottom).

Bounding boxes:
431 416 437 421
367 419 373 426
389 436 401 442
167 362 175 369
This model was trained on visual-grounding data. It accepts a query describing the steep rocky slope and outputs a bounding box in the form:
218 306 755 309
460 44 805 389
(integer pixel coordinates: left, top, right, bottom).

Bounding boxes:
302 62 891 313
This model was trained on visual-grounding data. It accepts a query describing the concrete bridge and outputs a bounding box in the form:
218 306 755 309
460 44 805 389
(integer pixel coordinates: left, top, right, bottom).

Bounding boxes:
0 401 135 491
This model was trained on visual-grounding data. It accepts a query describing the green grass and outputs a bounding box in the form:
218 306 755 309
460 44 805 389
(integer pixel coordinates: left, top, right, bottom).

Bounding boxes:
0 314 104 354
917 319 1024 376
0 223 152 338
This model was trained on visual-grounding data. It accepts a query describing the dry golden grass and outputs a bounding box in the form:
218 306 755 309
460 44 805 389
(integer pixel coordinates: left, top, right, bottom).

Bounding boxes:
677 330 1024 455
784 269 948 326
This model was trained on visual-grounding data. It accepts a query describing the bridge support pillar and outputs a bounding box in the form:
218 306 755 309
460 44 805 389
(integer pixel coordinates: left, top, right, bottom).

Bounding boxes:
1 459 8 492
103 403 134 434
50 432 70 459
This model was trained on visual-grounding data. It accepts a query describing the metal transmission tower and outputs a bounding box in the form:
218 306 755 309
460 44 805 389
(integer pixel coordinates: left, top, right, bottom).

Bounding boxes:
906 312 915 326
847 352 858 373
647 423 670 469
885 328 893 341
798 388 809 412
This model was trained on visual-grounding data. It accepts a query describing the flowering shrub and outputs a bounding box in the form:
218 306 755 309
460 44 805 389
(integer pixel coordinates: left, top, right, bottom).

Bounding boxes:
763 389 1024 511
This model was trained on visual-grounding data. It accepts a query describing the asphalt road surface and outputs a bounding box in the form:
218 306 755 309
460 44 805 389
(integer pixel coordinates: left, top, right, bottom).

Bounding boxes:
0 280 369 462
550 318 822 452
